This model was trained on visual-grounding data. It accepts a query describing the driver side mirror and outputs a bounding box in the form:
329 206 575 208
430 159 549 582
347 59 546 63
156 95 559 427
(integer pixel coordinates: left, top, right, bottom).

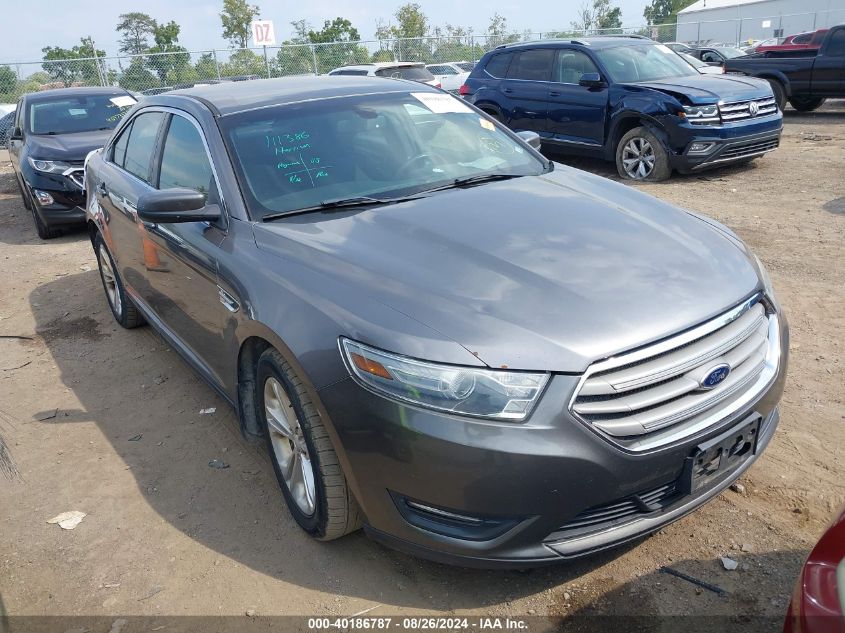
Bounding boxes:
579 72 606 89
137 188 220 224
10 127 22 140
516 130 542 150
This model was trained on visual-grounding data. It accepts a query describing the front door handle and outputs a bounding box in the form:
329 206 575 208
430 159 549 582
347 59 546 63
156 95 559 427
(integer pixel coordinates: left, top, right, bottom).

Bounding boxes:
549 91 561 97
502 88 514 94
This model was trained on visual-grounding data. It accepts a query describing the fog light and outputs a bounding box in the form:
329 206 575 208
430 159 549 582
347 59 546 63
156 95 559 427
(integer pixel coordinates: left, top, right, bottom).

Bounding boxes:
391 491 520 541
33 190 55 206
688 142 715 155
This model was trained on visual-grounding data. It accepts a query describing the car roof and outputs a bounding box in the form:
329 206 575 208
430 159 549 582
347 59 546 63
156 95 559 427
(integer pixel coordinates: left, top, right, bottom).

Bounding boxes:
333 62 424 70
149 75 438 116
494 36 655 51
24 86 131 102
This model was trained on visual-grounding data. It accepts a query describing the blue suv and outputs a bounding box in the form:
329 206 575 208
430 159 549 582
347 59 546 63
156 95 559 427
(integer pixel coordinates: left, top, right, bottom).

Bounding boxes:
461 37 783 181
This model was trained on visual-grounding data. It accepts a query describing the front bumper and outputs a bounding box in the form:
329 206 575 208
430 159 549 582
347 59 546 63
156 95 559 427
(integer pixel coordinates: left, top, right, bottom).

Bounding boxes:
666 115 783 173
22 167 87 226
317 314 789 568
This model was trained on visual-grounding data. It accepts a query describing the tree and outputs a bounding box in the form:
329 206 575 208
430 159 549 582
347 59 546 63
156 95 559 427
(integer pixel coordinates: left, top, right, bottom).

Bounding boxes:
376 4 432 62
393 3 428 39
221 0 260 48
0 66 16 95
571 0 623 33
306 18 367 72
119 59 158 91
643 0 694 25
486 13 519 48
308 18 360 43
42 37 107 87
146 20 192 84
194 53 219 81
116 12 157 55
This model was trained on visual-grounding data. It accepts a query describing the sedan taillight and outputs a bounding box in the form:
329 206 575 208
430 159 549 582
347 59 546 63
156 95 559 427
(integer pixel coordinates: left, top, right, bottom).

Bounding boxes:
459 84 470 96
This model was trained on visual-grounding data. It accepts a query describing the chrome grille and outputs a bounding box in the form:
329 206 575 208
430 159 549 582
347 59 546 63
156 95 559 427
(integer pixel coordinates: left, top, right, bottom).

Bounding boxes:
570 296 780 451
719 97 778 121
63 167 85 190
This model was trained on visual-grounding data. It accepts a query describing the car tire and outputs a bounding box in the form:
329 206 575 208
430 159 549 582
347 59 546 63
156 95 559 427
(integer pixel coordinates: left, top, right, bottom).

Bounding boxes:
16 177 32 211
788 97 826 112
93 232 144 328
256 348 362 541
616 127 671 182
30 197 61 240
767 79 787 111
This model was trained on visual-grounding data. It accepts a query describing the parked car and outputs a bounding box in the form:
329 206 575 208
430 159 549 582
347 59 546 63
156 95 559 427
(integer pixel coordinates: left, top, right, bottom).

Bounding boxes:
690 46 748 65
783 505 845 633
755 29 829 55
461 37 783 181
680 52 726 75
141 87 174 96
85 75 787 567
425 62 472 92
665 42 694 55
328 62 440 87
0 109 15 149
725 24 845 111
8 87 137 238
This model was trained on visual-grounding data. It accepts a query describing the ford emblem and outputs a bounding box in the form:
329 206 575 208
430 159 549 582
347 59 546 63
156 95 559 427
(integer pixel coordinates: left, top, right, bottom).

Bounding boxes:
700 364 731 389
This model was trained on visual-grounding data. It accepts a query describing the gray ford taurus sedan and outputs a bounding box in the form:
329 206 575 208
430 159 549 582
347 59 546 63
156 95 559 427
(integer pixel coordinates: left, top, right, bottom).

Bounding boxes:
84 76 788 567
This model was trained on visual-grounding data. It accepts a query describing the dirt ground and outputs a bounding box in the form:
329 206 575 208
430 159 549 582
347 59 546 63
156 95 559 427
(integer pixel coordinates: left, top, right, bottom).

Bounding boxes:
1 102 843 632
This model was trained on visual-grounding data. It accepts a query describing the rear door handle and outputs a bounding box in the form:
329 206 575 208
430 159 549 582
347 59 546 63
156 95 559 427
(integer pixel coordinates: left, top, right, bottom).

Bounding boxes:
502 88 514 94
549 91 561 97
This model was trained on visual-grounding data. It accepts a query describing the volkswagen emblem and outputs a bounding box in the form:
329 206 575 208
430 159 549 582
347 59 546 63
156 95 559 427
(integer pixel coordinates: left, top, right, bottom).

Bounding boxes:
700 364 731 390
748 101 759 116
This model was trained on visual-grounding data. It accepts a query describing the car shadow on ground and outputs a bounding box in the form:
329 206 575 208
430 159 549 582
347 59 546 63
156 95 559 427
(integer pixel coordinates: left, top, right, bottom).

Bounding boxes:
27 268 659 610
558 549 806 632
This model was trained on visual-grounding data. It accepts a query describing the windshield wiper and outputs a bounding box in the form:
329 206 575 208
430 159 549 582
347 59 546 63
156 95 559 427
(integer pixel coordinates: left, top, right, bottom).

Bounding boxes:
262 194 422 222
415 173 526 195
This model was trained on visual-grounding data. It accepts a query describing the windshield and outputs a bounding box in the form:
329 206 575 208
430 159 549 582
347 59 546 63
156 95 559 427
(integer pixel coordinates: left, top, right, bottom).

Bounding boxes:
375 66 435 81
595 43 698 82
27 93 136 135
680 52 706 68
220 91 546 219
714 47 746 58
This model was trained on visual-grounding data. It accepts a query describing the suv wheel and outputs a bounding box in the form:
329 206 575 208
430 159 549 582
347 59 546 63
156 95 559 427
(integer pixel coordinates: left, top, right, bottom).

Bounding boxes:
788 97 826 112
93 233 144 328
767 79 787 111
257 348 362 540
616 127 671 182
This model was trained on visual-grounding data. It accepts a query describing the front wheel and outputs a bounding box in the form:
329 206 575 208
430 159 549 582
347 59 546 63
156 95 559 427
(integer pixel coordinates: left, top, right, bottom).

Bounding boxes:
616 127 671 182
767 79 787 111
93 232 144 328
257 348 362 541
789 97 826 112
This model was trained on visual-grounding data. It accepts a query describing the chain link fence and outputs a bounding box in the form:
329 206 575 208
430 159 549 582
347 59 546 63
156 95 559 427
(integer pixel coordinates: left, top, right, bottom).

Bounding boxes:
1 10 843 101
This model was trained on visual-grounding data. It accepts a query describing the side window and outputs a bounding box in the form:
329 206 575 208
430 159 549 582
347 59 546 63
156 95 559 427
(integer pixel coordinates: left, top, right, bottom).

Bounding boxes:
825 29 845 56
111 121 133 167
792 33 810 44
554 50 599 84
157 115 214 200
123 112 164 183
484 52 513 78
506 49 555 81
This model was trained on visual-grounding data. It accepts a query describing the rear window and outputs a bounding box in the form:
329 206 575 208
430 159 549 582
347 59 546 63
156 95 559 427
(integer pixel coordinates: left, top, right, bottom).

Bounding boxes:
483 53 513 78
375 66 435 81
456 62 474 72
792 33 811 44
506 49 555 81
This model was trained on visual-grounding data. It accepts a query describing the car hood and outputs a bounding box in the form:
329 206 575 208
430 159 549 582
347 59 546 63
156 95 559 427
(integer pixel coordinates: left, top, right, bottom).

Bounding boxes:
629 74 772 104
253 168 761 372
28 129 113 161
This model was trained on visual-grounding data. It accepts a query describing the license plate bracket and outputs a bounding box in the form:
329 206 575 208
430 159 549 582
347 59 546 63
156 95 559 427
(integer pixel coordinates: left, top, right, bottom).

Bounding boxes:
681 413 762 495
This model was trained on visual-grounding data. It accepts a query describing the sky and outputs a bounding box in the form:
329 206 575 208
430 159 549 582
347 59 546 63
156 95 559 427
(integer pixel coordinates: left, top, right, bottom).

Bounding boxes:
1 0 650 64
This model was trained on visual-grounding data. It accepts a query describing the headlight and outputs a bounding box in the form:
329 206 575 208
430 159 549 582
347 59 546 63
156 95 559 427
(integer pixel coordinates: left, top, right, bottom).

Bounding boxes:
340 338 549 421
682 104 720 124
754 254 777 302
28 158 73 173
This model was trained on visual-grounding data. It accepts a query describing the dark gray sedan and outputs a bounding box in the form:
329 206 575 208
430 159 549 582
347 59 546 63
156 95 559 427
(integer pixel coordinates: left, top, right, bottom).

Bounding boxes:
84 76 787 567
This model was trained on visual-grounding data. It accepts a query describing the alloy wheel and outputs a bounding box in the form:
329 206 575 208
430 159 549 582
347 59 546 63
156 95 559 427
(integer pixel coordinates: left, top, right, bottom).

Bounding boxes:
621 137 656 180
264 376 316 516
97 244 122 317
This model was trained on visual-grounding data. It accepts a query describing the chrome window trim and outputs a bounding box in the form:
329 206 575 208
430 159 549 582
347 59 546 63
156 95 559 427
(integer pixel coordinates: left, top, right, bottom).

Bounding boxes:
567 294 781 453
